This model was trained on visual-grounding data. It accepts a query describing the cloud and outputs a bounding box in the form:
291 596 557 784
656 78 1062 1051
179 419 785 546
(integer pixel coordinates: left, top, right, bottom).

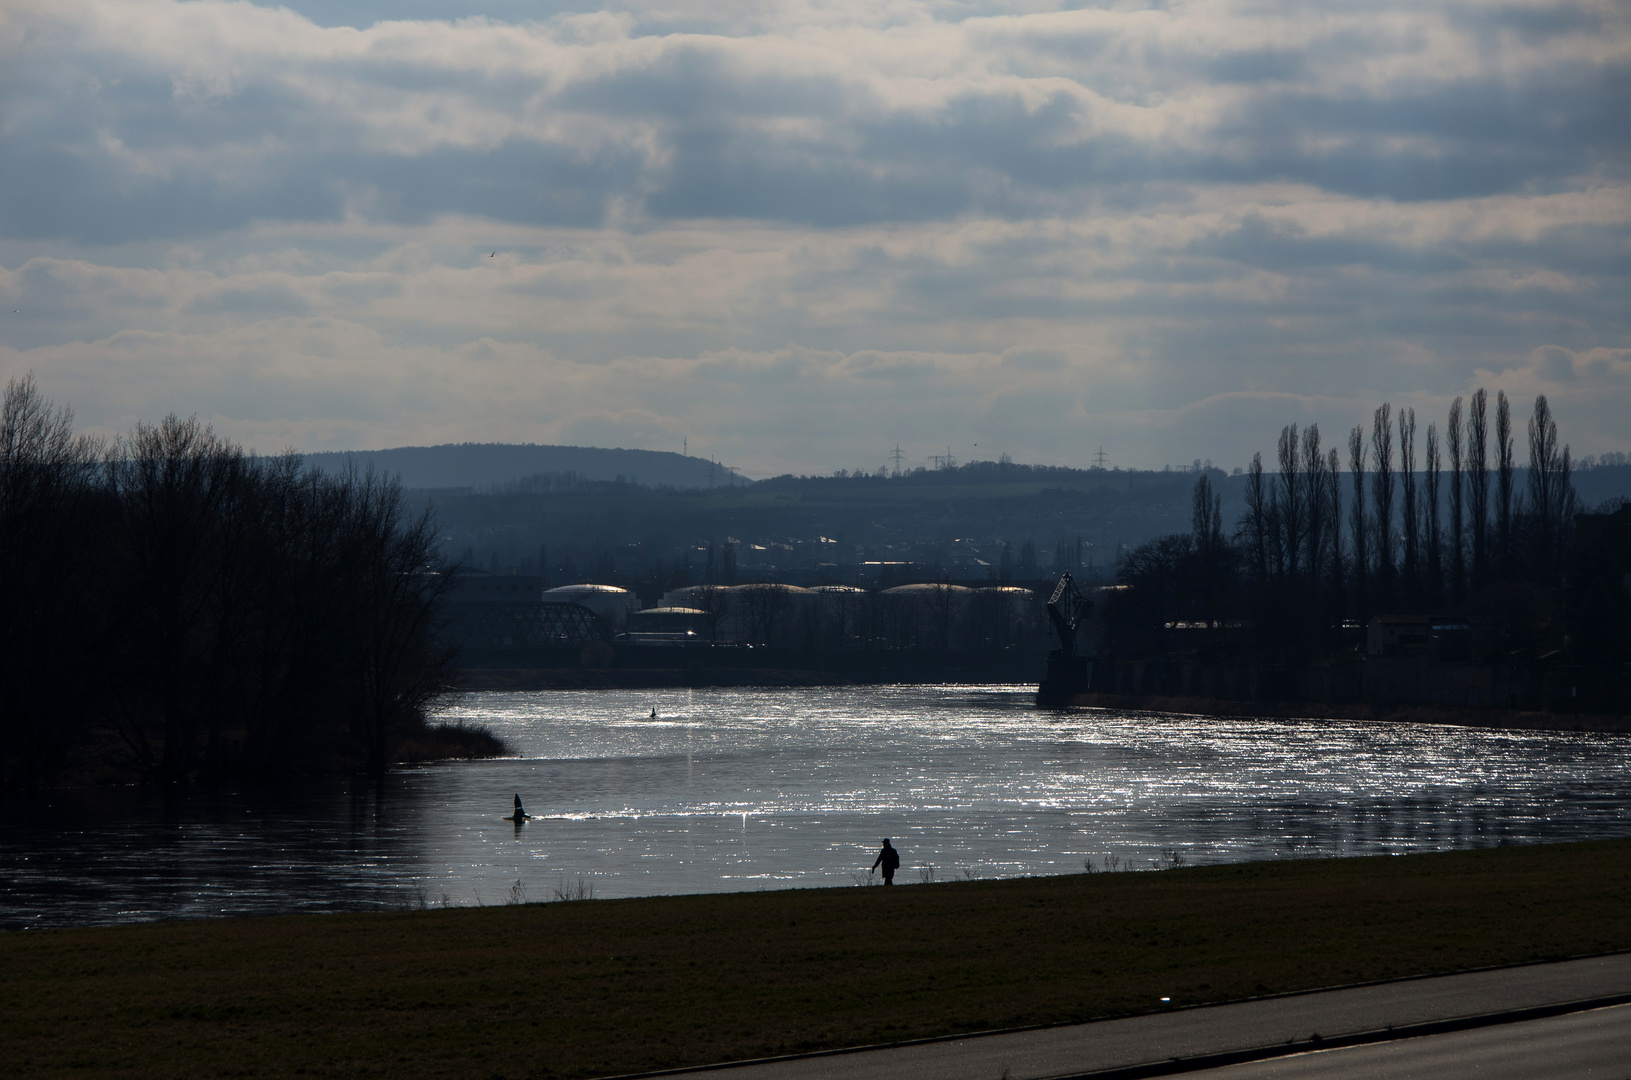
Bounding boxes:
0 0 1627 473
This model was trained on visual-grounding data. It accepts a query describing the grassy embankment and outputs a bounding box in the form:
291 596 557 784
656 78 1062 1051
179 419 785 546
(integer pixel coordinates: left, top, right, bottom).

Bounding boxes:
7 839 1631 1080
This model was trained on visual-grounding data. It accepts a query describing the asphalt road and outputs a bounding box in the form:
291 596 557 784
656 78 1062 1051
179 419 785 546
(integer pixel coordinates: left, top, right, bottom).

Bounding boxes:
668 953 1631 1080
1209 1002 1631 1079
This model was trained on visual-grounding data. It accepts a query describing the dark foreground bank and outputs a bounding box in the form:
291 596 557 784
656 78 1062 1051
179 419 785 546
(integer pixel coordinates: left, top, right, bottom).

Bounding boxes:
6 839 1631 1080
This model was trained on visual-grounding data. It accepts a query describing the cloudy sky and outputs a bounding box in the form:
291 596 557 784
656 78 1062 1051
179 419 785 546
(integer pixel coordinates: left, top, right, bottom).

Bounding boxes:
2 0 1627 476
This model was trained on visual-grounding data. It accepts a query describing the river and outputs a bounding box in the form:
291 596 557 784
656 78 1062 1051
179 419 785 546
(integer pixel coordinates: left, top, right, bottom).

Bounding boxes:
5 684 1629 929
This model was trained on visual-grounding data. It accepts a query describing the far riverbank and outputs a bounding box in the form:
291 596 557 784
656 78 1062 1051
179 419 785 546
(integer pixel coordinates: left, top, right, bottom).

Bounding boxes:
455 666 1631 734
1044 691 1631 734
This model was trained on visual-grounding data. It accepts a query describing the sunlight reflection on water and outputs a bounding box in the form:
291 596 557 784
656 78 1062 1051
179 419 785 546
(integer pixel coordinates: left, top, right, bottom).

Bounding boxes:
5 684 1630 928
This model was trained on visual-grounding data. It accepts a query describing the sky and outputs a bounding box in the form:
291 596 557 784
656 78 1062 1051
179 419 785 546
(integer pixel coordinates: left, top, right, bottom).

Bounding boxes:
1 0 1627 477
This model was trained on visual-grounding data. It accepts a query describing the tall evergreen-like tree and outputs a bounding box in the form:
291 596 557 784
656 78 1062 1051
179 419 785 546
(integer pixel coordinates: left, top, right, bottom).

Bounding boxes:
1191 473 1225 626
1467 388 1490 587
1302 425 1326 596
1526 394 1575 581
1244 452 1269 583
1348 426 1369 614
1370 404 1395 598
1495 390 1515 572
1277 425 1303 581
1398 408 1419 601
1327 447 1344 603
1424 422 1443 602
1447 396 1465 599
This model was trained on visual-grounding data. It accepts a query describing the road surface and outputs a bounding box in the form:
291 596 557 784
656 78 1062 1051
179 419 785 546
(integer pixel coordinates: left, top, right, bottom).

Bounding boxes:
659 953 1631 1080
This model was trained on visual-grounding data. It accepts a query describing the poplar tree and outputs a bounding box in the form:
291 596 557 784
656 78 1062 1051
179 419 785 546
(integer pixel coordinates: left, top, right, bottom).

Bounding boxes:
1327 447 1344 605
1467 388 1490 587
1495 390 1515 573
1526 394 1575 581
1398 408 1419 602
1244 452 1269 583
1277 424 1303 581
1302 425 1326 601
1371 404 1395 598
1348 426 1369 614
1424 422 1443 601
1447 396 1465 599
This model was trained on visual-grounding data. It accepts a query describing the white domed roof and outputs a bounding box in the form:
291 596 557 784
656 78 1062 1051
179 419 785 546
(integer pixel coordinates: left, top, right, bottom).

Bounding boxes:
544 583 631 596
881 583 975 596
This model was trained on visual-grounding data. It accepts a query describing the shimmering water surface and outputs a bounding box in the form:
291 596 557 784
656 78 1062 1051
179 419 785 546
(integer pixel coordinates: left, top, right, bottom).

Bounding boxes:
6 685 1631 929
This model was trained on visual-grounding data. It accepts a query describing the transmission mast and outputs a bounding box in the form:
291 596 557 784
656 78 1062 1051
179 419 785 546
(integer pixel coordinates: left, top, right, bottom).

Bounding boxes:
1092 446 1109 470
890 444 905 475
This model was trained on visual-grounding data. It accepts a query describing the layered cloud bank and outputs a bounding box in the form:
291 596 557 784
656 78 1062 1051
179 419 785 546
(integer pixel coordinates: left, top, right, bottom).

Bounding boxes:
1 0 1627 473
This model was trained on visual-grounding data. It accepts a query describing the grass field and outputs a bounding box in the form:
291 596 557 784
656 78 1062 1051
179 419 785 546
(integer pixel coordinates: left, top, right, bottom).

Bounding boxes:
6 839 1631 1079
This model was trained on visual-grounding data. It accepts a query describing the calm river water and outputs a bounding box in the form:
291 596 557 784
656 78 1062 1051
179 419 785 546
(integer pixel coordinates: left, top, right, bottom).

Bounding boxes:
5 685 1631 929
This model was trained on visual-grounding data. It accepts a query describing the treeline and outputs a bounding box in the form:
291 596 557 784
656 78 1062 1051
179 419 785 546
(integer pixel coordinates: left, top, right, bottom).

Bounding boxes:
756 456 1156 489
1109 391 1627 664
0 377 455 787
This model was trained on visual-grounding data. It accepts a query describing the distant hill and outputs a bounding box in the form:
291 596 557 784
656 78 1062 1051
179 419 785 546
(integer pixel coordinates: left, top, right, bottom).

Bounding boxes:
299 443 747 491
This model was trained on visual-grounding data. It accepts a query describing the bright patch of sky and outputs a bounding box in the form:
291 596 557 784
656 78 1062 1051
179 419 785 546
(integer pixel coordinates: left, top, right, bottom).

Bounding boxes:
1 0 1627 475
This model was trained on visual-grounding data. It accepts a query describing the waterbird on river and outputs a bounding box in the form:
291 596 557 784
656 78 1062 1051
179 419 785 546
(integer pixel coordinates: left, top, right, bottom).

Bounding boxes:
505 794 531 822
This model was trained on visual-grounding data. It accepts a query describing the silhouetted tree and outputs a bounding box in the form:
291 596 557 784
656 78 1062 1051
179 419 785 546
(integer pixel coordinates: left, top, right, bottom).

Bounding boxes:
1326 447 1344 606
1348 426 1369 616
1526 394 1574 582
1495 390 1516 573
1277 424 1303 582
1192 473 1226 626
1243 452 1269 583
1447 396 1466 599
1467 388 1490 587
0 376 105 784
1424 422 1443 603
1398 408 1419 602
1301 425 1326 598
1370 404 1395 599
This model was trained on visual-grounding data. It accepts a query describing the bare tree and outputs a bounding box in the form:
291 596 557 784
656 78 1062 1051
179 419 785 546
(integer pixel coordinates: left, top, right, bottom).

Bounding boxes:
1192 473 1225 626
922 582 962 652
740 583 792 645
1327 447 1343 603
1398 408 1419 601
1526 394 1575 580
1277 424 1303 581
1243 452 1269 582
1495 390 1515 572
690 583 731 641
1302 425 1326 595
1447 396 1465 599
1424 422 1443 600
1467 388 1489 587
0 375 105 782
1348 426 1368 611
1370 404 1395 597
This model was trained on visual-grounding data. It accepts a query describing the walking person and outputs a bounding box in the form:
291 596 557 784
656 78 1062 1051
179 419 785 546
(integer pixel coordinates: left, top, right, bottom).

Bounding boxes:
871 838 901 885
